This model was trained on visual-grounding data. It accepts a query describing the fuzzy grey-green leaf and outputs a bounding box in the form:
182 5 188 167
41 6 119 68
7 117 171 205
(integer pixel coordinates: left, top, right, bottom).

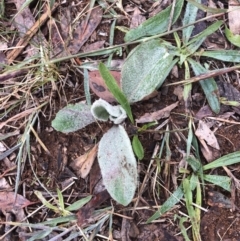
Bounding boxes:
52 103 95 133
91 99 127 124
122 39 177 103
124 0 184 42
98 125 137 206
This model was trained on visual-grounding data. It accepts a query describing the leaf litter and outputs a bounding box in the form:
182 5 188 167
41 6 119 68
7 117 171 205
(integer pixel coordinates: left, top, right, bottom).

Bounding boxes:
2 0 240 240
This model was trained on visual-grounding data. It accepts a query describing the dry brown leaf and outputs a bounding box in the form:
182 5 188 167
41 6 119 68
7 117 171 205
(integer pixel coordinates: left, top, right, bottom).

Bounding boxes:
89 161 105 194
7 3 57 63
77 189 110 227
228 0 240 35
70 144 98 178
195 120 220 150
89 70 121 103
136 102 178 123
195 105 213 119
54 6 103 57
12 0 48 58
130 7 146 29
0 192 33 212
0 178 11 189
206 0 217 22
82 40 105 52
200 144 220 162
173 86 183 100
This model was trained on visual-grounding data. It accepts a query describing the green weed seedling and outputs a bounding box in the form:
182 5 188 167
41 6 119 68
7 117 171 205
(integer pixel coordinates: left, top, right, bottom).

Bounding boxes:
52 62 148 206
34 189 92 217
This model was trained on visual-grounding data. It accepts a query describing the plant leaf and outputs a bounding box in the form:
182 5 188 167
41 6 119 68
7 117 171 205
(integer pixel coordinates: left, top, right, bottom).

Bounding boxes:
124 0 184 42
203 151 240 170
225 25 240 48
66 195 92 211
34 191 59 213
188 58 220 114
203 174 231 191
132 135 144 160
183 178 201 240
51 103 95 133
185 21 223 56
98 125 137 206
27 229 52 241
185 0 227 13
200 50 240 63
91 99 127 124
122 39 177 103
146 185 183 223
98 62 133 123
182 0 201 44
41 215 77 226
57 188 65 210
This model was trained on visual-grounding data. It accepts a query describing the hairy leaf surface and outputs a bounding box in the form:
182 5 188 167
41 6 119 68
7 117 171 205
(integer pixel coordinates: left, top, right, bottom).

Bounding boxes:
98 125 137 206
122 40 177 103
52 103 95 133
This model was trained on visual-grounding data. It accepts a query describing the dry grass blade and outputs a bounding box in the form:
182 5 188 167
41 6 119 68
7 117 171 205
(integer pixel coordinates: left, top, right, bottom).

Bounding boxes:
132 143 160 215
0 69 27 82
0 107 38 129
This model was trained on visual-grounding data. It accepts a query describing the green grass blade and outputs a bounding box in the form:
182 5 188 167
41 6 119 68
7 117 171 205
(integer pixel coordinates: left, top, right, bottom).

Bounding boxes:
182 0 201 44
183 178 201 241
66 195 92 211
185 0 227 13
186 156 201 173
195 180 202 240
203 151 240 170
41 215 77 226
57 188 65 210
225 25 240 48
98 62 134 123
186 118 193 157
188 58 220 114
183 60 192 101
27 229 52 241
186 20 223 50
179 217 191 241
200 50 240 63
34 191 59 213
146 185 184 223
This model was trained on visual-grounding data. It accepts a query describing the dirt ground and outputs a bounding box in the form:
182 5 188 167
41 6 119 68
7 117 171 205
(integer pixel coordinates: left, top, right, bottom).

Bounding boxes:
1 0 240 240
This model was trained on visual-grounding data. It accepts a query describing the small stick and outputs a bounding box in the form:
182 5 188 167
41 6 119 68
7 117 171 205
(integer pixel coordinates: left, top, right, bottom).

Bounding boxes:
167 64 240 86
